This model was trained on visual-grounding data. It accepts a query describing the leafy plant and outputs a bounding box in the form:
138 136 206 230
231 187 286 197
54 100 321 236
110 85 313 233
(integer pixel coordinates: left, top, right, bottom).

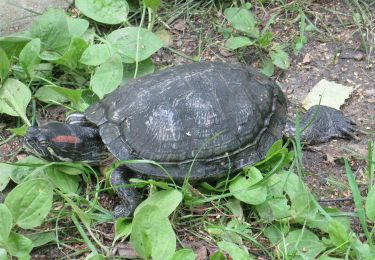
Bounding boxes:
222 4 290 76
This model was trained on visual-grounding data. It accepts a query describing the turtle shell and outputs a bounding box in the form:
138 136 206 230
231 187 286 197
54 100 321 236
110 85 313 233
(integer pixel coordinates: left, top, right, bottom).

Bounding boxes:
85 62 287 182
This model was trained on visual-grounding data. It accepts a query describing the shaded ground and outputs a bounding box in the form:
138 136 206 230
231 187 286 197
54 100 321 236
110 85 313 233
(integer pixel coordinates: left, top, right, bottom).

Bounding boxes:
1 0 374 259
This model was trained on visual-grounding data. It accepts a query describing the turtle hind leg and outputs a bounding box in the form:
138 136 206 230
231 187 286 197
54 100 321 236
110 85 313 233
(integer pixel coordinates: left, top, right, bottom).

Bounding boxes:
110 166 143 218
300 105 357 145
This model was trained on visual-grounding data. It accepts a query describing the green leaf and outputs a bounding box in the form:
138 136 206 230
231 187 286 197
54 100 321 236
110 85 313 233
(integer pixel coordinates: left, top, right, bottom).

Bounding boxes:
134 189 182 217
114 217 132 242
131 205 176 260
0 204 13 246
0 35 29 59
75 0 129 24
0 78 31 125
80 44 114 66
30 9 71 52
19 38 41 76
8 156 47 184
225 36 253 50
145 0 161 11
122 58 155 83
0 48 10 82
0 248 7 260
210 251 226 260
5 178 53 229
366 184 375 222
0 163 12 191
7 232 33 257
270 48 290 70
224 7 259 38
168 249 196 260
327 220 353 247
27 231 56 248
260 58 274 76
263 226 283 245
67 17 90 37
107 27 163 63
35 85 83 105
47 167 81 194
53 37 88 69
258 31 274 48
279 229 325 259
91 53 123 99
256 197 290 221
229 167 267 205
217 241 251 260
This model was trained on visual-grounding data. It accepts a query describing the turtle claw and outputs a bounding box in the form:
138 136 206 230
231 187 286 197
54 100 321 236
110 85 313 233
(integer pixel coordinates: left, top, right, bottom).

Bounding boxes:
300 105 358 144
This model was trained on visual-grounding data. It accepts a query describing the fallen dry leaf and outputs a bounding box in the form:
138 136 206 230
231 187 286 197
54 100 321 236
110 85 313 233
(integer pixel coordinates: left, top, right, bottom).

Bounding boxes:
303 79 355 110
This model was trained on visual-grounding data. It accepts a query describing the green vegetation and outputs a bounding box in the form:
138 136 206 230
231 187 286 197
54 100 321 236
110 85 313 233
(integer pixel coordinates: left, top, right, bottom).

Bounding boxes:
0 0 374 259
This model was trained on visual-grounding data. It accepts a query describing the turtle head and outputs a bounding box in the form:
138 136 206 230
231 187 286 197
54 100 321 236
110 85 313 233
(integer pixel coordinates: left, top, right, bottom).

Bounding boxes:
25 122 107 164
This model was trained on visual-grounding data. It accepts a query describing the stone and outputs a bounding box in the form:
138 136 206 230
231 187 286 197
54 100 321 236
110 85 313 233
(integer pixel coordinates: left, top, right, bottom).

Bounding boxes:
0 0 73 36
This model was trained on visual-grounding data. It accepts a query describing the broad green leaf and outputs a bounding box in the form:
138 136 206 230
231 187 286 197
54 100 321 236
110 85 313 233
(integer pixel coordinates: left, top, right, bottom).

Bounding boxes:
131 205 176 260
279 229 325 259
229 166 267 205
7 232 33 257
80 44 114 66
217 241 251 260
27 231 56 248
224 7 259 38
327 220 353 247
54 37 88 69
0 35 30 59
168 249 196 260
91 54 123 99
35 85 83 105
145 0 161 11
30 9 71 52
210 251 226 260
134 189 182 217
0 48 10 82
34 85 70 104
19 38 41 76
122 58 155 83
366 184 375 222
0 204 13 246
263 226 283 245
114 217 132 242
87 254 106 260
107 27 163 63
225 36 253 50
0 163 12 191
67 17 90 37
47 168 81 194
261 58 274 76
75 0 129 24
8 156 47 184
0 78 31 125
5 178 53 229
258 31 274 48
0 248 6 260
270 48 290 70
256 197 290 221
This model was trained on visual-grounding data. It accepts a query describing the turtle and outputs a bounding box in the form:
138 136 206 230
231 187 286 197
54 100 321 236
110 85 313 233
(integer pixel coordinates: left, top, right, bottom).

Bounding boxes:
25 62 357 217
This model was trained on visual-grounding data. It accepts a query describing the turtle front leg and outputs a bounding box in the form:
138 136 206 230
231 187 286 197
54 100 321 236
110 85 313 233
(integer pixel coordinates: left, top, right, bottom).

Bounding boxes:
110 166 143 218
66 112 94 127
286 105 357 145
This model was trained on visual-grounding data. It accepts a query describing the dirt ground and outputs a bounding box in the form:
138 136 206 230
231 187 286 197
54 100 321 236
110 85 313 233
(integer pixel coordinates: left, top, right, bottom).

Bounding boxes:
1 1 374 259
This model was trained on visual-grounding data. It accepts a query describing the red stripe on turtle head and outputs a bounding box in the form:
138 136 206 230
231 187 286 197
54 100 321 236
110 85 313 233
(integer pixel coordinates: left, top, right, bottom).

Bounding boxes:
51 135 81 144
